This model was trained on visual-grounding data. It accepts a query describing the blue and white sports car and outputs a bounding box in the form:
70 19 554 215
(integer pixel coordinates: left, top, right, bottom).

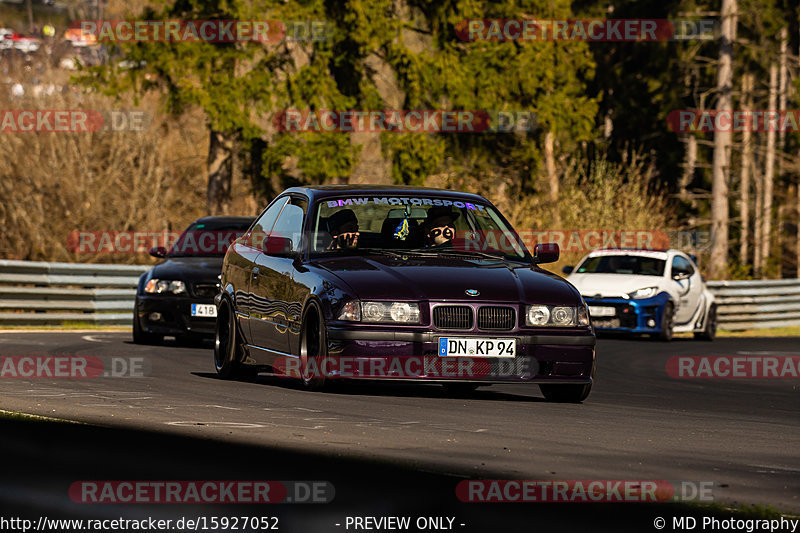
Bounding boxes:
563 249 716 341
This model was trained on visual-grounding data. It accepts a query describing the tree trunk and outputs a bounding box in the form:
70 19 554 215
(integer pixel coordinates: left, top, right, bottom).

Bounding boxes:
680 134 696 202
755 149 764 276
740 74 753 266
544 130 560 226
207 129 235 215
778 28 788 177
761 63 778 277
709 0 737 278
26 0 34 34
545 130 558 203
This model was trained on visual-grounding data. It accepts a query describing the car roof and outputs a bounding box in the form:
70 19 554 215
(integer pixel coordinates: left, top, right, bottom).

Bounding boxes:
282 185 488 203
191 215 255 224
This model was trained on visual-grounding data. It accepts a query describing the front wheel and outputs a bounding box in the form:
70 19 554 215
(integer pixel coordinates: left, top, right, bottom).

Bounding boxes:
299 301 328 391
656 302 674 342
132 300 162 345
694 304 717 341
214 299 246 379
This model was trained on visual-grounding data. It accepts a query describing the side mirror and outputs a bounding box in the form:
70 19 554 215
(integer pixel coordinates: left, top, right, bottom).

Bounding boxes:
263 235 295 256
533 243 559 264
562 265 574 275
149 246 167 258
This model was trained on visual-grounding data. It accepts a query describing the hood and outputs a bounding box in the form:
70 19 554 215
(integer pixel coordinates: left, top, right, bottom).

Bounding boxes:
148 256 225 283
567 273 663 299
314 255 581 305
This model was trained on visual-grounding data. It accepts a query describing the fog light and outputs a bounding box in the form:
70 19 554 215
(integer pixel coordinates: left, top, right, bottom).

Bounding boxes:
647 318 655 327
149 312 162 321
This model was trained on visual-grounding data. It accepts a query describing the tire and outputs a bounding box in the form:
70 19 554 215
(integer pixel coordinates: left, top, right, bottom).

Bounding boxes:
214 299 247 379
132 300 162 345
656 302 674 342
442 383 480 396
540 362 595 403
299 301 328 391
694 304 717 341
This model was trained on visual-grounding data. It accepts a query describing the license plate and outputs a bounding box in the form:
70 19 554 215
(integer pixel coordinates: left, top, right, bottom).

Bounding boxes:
438 337 515 358
191 304 217 317
592 318 620 328
588 305 616 317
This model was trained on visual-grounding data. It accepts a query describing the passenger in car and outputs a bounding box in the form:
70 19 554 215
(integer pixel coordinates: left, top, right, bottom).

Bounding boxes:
423 206 460 247
327 209 360 250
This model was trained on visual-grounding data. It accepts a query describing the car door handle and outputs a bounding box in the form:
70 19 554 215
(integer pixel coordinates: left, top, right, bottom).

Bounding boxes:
252 267 259 280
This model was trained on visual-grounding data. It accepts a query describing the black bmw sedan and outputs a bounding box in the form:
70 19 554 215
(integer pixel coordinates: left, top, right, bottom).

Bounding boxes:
214 186 596 401
133 216 255 345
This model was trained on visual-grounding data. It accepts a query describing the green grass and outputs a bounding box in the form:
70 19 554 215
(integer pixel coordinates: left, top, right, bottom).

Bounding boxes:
716 326 800 337
0 323 129 331
0 409 83 424
672 325 800 338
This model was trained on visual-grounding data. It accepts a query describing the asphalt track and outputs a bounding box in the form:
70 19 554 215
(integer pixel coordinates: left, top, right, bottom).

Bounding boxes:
0 330 798 532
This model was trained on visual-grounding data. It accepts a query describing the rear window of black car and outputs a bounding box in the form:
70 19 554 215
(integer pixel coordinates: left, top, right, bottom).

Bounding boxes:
167 219 254 257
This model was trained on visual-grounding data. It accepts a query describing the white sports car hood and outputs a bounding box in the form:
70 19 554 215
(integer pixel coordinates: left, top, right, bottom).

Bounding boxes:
567 273 664 299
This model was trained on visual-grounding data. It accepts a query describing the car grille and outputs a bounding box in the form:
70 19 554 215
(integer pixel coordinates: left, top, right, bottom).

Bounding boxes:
192 283 218 299
590 302 637 329
477 306 515 331
433 305 473 330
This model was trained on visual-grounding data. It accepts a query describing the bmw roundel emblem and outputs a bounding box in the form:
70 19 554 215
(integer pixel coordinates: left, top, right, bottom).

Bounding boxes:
465 289 480 297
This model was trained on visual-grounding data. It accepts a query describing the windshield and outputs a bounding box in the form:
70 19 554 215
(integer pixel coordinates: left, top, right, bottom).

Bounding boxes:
576 255 666 276
307 195 529 260
168 220 254 257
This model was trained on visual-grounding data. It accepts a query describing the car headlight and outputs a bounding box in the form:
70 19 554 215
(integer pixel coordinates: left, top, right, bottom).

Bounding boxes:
526 305 590 327
628 286 659 299
360 301 421 324
337 301 361 321
144 279 186 295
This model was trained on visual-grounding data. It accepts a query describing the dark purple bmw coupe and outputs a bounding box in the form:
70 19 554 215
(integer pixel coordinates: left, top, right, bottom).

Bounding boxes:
214 185 595 402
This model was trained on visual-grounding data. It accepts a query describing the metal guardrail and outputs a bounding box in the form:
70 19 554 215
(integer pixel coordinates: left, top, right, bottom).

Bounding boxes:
706 279 800 330
0 260 148 326
0 260 797 330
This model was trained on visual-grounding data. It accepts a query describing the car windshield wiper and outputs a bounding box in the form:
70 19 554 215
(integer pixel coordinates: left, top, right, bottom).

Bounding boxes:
358 248 409 258
322 248 407 258
426 249 511 261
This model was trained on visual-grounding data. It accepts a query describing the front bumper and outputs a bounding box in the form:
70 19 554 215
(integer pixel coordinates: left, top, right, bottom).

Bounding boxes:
308 326 595 384
583 293 671 334
136 295 216 337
